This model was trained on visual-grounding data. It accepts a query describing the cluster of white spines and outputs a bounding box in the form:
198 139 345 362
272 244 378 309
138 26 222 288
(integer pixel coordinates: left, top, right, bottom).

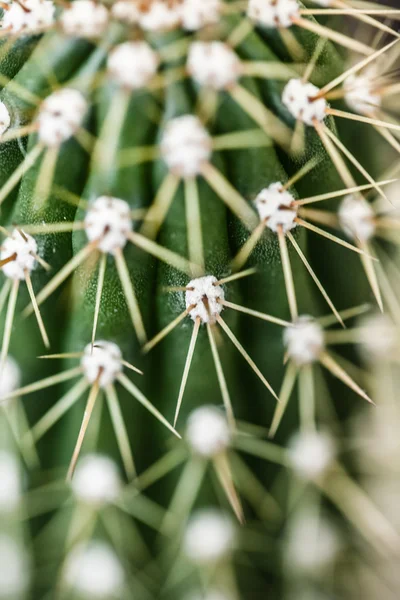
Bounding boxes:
111 0 221 31
71 455 121 506
81 341 123 389
187 592 233 600
1 229 37 280
0 356 21 402
64 542 124 598
1 0 55 34
0 102 11 138
255 183 297 232
344 70 381 116
186 406 230 457
0 451 21 512
180 0 221 30
339 195 375 242
185 276 225 325
247 0 300 28
60 0 109 38
289 431 335 480
284 316 325 365
359 314 398 361
84 196 133 254
286 512 341 573
0 536 30 597
161 116 212 178
187 42 242 90
107 41 159 90
184 509 235 563
282 79 327 126
37 88 87 147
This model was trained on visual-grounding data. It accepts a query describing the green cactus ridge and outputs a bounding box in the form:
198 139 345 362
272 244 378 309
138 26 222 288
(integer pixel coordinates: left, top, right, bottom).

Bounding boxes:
0 0 399 598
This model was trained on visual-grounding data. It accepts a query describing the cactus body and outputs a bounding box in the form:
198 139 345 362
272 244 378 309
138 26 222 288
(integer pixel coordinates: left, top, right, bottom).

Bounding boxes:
0 1 399 598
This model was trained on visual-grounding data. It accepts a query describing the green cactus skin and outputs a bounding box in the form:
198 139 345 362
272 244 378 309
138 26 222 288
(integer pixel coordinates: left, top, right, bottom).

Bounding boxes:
0 1 399 599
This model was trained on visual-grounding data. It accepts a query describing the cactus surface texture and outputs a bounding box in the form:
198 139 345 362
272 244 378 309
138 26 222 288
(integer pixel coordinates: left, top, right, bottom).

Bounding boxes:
0 0 400 598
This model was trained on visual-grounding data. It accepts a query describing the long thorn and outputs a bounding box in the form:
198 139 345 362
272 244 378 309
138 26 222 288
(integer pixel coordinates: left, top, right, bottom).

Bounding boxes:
358 240 383 312
323 126 387 199
114 247 147 345
24 271 50 347
143 308 192 354
287 232 343 326
92 253 106 347
220 300 291 327
184 178 204 271
293 17 373 55
0 279 19 376
0 366 83 403
319 351 373 403
207 323 235 429
217 315 278 400
66 382 100 481
231 221 266 272
295 179 397 206
277 227 298 321
106 384 136 480
117 373 180 438
174 317 200 427
31 378 89 443
215 268 257 286
201 161 258 230
327 107 400 132
26 242 96 315
313 119 355 188
296 218 377 258
0 144 43 206
318 38 400 97
127 231 198 277
269 362 298 438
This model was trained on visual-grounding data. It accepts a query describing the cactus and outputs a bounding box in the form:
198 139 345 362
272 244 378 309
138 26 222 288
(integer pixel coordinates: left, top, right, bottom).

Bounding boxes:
0 0 399 597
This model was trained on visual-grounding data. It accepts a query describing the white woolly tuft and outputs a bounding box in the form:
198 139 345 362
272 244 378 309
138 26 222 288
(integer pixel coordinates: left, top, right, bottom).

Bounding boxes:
61 0 109 38
254 182 297 233
358 314 398 361
37 88 88 147
186 592 233 600
1 228 37 280
184 510 235 563
186 406 230 457
344 71 381 116
284 316 325 365
71 454 121 506
161 115 212 178
338 195 375 242
0 537 30 596
107 41 159 90
0 102 10 137
289 431 335 480
138 1 181 31
247 0 299 28
187 42 242 90
180 0 221 30
0 356 21 402
81 341 123 389
1 0 55 34
111 0 140 24
0 451 21 512
64 542 124 598
286 512 341 573
282 79 327 126
185 276 225 325
84 196 132 255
